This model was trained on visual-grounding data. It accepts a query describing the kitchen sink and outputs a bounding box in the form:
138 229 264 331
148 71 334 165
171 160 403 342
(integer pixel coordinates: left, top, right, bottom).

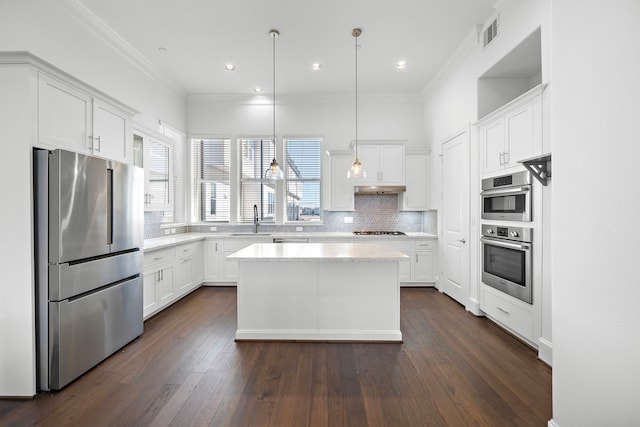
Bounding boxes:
229 233 271 236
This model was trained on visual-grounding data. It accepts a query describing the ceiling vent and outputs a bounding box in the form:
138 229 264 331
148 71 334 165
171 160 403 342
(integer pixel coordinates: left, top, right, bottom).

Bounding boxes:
483 17 499 48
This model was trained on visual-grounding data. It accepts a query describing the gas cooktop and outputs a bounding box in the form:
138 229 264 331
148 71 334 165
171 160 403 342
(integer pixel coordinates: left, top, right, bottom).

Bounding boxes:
353 231 406 236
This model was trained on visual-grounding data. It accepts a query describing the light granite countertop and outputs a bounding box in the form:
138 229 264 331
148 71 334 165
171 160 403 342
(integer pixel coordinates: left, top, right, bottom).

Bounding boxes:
226 242 409 262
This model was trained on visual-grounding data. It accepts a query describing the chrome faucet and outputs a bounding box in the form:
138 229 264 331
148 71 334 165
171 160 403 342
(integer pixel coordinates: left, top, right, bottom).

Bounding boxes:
253 204 259 233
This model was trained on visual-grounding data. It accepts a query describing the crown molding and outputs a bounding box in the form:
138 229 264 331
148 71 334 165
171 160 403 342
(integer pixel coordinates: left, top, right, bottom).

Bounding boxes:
421 27 478 100
64 0 185 97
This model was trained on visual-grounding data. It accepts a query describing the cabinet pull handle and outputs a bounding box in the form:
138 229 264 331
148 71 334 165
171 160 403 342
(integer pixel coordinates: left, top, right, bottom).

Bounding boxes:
153 257 162 261
93 136 101 152
497 306 510 315
499 152 504 165
415 254 418 263
215 242 218 251
504 151 510 164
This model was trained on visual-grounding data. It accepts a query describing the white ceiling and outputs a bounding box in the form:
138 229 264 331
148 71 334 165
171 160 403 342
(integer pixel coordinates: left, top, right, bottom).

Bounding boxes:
74 0 496 96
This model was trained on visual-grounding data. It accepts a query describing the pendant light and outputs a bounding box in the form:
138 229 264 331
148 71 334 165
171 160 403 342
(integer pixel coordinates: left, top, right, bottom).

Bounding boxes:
347 28 366 179
265 29 284 180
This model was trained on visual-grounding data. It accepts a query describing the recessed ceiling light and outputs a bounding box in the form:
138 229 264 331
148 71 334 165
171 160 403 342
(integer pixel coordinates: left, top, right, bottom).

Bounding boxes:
396 61 407 69
224 63 236 71
254 87 263 93
311 63 322 70
158 47 167 53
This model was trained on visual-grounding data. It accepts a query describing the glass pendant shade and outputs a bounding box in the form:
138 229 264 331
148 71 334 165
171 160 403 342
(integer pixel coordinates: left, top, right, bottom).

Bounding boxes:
347 158 366 179
265 157 284 180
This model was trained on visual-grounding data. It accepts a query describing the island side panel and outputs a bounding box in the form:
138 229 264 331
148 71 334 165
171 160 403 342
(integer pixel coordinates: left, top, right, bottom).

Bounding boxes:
235 258 401 342
237 261 318 333
316 261 399 332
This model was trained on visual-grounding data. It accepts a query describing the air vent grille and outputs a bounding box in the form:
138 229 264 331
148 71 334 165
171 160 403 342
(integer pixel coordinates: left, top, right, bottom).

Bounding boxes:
483 18 499 47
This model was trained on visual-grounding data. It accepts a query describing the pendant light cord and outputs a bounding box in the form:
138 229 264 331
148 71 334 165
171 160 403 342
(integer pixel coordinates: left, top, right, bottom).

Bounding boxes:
355 31 358 159
273 32 276 145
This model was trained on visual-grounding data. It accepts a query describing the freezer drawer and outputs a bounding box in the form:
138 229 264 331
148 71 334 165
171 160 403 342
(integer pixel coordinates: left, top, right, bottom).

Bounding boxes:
48 249 142 301
45 276 143 390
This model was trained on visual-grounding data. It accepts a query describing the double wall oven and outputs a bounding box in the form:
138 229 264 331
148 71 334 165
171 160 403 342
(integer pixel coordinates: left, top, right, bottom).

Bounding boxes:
481 171 533 304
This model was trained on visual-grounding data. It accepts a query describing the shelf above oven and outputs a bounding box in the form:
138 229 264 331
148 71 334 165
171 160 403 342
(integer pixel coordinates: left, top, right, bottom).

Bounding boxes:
519 153 551 186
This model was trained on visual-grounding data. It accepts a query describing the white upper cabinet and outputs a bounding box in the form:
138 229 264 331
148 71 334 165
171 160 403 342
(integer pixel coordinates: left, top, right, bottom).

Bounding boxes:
355 144 405 185
400 150 429 211
478 85 544 177
328 150 355 211
38 73 92 153
37 70 134 163
92 100 130 163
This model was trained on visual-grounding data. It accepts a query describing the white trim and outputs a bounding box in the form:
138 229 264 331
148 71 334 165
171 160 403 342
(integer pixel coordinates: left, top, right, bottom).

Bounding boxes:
548 420 559 427
64 0 185 97
235 329 403 342
188 93 423 106
538 337 553 366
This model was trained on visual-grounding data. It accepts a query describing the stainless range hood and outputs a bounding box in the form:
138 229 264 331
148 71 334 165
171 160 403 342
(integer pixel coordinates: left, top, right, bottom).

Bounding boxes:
354 185 406 195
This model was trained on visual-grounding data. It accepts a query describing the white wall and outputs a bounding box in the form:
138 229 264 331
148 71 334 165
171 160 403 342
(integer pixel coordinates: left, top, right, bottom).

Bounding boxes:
188 94 426 205
0 66 36 397
550 1 640 425
0 0 186 130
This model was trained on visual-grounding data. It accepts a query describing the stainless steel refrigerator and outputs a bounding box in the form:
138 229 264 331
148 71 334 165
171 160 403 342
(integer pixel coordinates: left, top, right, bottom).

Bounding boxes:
34 148 144 390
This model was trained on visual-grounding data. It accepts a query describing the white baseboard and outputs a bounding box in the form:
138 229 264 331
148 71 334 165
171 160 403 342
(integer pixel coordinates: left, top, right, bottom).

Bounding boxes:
538 337 553 366
548 419 559 427
466 297 482 316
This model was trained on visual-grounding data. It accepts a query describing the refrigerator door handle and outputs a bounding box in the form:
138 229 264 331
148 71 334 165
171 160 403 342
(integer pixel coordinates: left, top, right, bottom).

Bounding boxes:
107 168 113 245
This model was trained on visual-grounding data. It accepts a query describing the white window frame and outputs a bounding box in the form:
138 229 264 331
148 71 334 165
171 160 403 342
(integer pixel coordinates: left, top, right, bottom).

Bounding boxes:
283 137 323 224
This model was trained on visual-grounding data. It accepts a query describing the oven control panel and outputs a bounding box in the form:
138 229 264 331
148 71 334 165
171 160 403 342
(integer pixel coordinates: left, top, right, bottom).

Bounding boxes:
482 224 532 243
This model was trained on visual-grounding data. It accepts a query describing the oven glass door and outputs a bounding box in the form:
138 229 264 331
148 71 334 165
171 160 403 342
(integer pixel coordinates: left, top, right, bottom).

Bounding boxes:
481 187 531 221
484 243 527 287
481 237 532 303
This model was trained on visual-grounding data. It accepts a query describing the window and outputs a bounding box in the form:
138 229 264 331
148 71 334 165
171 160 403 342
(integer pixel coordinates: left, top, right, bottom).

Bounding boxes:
157 121 186 224
239 138 276 223
191 138 231 222
285 138 322 222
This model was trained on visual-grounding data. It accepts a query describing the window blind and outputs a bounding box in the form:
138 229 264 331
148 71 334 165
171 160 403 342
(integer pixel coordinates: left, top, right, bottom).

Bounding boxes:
285 138 322 222
191 138 231 222
239 138 276 222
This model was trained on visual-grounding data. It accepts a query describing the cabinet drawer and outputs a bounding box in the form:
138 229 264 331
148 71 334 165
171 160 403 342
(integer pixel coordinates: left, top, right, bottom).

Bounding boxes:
413 241 434 250
481 286 533 341
175 242 198 259
144 247 175 270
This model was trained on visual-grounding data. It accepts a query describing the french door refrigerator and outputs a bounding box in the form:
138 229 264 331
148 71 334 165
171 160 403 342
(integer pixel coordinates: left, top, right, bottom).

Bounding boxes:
34 148 144 390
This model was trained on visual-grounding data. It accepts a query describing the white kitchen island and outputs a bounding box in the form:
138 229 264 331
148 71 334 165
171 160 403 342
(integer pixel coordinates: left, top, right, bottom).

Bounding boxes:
227 242 408 342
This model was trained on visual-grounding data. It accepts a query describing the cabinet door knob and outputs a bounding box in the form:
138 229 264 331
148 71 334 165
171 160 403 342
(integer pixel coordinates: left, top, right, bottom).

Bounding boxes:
457 238 466 244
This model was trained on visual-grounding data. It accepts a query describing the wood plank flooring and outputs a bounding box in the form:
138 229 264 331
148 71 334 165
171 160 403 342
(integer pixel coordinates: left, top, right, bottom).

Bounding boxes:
0 287 552 426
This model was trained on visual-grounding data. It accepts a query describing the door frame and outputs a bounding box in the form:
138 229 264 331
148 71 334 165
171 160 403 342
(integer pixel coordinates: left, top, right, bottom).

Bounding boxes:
439 124 481 315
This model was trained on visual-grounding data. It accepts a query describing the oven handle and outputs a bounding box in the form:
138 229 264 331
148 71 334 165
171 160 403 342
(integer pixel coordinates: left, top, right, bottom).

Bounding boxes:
481 186 530 196
480 236 531 250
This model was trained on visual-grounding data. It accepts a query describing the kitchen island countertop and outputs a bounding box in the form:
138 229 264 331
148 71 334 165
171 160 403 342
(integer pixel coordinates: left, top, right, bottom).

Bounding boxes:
227 242 409 262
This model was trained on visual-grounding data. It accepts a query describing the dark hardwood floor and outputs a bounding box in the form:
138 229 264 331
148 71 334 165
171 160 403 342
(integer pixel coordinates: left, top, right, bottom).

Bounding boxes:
0 287 551 426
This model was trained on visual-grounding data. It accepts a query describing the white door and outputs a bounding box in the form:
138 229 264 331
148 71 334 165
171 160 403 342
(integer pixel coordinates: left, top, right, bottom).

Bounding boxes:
441 130 469 307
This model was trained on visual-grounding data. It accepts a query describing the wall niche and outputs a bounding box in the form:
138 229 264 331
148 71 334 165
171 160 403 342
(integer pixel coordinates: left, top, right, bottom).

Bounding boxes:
478 27 542 119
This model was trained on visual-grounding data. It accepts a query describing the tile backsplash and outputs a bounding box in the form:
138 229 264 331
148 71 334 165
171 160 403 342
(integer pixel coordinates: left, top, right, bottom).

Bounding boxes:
145 194 437 239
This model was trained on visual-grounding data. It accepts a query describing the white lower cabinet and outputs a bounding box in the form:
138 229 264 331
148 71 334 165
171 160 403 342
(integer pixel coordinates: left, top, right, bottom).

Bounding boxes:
143 240 205 319
204 240 221 282
412 240 435 282
481 284 534 344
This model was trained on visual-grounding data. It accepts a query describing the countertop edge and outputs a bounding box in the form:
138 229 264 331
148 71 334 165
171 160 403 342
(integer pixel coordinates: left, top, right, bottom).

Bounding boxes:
144 232 437 252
